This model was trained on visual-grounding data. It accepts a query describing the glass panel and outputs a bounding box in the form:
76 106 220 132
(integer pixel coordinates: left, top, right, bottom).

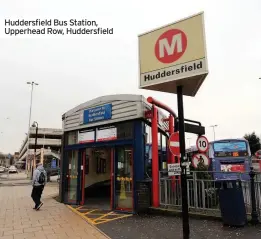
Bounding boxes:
66 131 78 145
67 150 78 203
117 122 133 139
115 147 133 210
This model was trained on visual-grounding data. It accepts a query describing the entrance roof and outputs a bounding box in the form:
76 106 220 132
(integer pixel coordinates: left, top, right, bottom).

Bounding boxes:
62 94 169 132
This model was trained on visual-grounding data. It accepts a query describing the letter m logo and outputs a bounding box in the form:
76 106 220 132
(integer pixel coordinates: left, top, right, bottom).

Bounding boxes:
155 29 187 64
159 33 182 58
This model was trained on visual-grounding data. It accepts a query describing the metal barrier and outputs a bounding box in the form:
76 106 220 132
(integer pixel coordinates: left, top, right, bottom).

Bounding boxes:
159 171 261 219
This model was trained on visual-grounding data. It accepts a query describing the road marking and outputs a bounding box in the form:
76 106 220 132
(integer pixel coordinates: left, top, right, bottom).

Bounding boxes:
84 209 100 215
67 206 132 225
94 213 132 225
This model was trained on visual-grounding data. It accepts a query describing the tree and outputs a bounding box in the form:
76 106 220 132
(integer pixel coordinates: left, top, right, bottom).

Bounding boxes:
244 132 261 155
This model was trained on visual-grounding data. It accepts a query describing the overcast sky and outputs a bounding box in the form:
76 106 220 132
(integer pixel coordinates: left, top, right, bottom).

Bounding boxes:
0 0 261 153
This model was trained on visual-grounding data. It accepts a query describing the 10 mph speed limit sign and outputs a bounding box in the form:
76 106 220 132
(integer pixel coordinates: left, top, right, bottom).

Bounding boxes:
196 135 209 153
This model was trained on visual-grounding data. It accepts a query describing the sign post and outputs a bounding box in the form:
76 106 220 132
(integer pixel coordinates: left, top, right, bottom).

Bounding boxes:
177 85 190 238
138 12 208 239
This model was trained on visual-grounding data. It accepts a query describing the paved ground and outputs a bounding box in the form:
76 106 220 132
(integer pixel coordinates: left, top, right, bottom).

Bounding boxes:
2 173 261 239
0 172 28 181
0 181 109 239
97 214 261 239
0 172 59 186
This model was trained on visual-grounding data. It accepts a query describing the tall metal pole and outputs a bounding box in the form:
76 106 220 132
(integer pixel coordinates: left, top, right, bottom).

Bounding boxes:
168 115 176 189
177 85 190 239
32 122 38 179
151 105 159 207
210 125 217 141
249 167 259 224
25 82 38 175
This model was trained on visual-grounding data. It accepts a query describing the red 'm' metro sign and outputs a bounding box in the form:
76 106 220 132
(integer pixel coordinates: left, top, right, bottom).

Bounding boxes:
155 29 187 64
138 12 208 97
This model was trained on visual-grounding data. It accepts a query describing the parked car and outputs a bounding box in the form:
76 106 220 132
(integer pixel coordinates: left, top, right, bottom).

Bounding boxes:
8 165 18 174
0 166 5 173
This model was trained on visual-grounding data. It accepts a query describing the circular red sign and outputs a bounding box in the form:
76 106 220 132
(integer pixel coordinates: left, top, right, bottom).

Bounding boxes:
169 132 180 156
192 153 210 168
155 29 187 64
196 135 209 153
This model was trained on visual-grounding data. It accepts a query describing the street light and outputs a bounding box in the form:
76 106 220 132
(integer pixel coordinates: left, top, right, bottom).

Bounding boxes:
210 125 218 141
31 121 38 179
25 81 39 175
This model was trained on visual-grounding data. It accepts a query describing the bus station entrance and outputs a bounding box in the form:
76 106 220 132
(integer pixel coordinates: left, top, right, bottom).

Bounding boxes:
59 94 171 216
64 146 134 212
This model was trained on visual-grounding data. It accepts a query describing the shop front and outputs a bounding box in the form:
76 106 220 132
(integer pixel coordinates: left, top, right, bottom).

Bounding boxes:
59 94 168 213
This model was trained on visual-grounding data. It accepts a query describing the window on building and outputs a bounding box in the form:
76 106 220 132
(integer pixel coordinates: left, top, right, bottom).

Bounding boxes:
144 122 169 177
116 122 133 139
66 131 78 145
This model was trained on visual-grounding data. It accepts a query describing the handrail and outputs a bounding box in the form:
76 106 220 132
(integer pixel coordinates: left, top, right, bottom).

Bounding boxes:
147 97 202 127
147 97 177 118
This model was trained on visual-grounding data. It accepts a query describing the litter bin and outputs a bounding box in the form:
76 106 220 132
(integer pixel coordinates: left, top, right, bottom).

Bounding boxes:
217 179 247 226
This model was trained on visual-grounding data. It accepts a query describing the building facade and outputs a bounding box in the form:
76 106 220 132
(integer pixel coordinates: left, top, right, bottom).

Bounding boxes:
0 153 13 167
59 94 169 213
18 127 63 170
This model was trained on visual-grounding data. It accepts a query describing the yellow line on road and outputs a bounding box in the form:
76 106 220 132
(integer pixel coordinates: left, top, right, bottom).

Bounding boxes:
67 205 93 224
93 214 132 225
67 205 132 225
93 211 113 222
76 206 83 210
67 206 111 239
84 209 98 215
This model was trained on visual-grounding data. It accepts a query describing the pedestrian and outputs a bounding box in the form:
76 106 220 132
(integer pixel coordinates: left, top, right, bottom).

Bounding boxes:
31 163 47 210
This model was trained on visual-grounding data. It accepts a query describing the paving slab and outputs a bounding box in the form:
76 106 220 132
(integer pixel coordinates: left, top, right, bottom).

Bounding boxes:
0 184 110 239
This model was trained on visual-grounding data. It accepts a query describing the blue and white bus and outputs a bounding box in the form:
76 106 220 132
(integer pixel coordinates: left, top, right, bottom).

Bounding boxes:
186 138 251 181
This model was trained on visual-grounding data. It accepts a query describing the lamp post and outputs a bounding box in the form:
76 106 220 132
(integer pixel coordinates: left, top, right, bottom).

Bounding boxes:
210 125 218 141
31 121 38 179
25 81 39 175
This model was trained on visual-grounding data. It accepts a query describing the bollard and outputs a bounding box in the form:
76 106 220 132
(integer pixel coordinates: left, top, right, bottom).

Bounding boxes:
249 167 259 225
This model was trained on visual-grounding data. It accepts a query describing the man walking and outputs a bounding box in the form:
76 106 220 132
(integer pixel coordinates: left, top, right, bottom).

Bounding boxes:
31 163 47 210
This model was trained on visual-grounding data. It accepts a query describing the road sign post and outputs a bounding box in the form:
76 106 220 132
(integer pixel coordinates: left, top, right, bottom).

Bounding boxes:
138 11 208 239
177 85 190 239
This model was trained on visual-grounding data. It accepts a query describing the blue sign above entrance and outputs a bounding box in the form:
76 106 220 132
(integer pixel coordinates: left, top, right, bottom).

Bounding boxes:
83 104 112 124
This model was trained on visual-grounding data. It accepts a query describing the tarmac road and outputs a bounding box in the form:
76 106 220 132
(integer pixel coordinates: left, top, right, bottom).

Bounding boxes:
98 214 261 239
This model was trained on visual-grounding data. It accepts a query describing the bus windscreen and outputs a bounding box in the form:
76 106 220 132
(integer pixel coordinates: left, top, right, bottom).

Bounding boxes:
213 141 248 157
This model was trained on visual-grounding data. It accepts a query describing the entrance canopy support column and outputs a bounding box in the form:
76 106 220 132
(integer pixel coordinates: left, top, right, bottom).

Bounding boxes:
147 97 178 208
151 105 159 207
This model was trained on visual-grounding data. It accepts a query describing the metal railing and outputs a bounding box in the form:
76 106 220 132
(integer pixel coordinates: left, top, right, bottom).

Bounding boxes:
159 171 261 219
